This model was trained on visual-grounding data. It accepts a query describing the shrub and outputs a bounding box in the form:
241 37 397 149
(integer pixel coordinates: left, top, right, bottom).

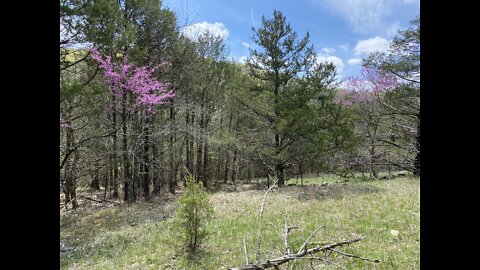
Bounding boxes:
175 174 214 252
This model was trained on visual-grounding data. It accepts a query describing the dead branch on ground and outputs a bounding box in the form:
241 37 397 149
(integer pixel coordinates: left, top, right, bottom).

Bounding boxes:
229 175 380 270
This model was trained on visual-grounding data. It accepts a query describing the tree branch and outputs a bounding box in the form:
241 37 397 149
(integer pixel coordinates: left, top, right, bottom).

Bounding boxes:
230 237 367 270
256 176 278 263
387 69 420 84
329 248 381 263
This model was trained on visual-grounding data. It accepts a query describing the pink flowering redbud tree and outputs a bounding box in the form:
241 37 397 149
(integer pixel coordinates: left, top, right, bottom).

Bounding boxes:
90 47 175 202
90 47 175 111
336 67 398 178
336 67 397 108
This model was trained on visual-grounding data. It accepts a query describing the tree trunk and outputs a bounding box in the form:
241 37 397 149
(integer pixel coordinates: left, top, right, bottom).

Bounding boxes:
274 80 284 187
231 117 240 188
370 118 379 179
169 98 176 194
63 122 79 209
216 109 224 182
202 110 211 187
122 93 133 202
275 161 285 187
246 159 251 183
224 111 234 183
196 141 203 183
143 112 151 199
131 106 141 202
188 110 195 176
203 140 209 188
299 161 303 185
111 96 119 198
232 147 238 191
70 147 79 209
275 131 285 186
224 153 230 184
90 167 100 190
185 105 191 175
196 97 205 184
370 144 378 179
152 110 163 195
104 162 109 200
63 125 73 207
413 114 420 175
152 136 161 195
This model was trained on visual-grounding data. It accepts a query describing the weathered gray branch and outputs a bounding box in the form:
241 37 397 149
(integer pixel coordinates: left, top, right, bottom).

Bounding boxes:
230 174 379 270
229 237 367 270
243 237 249 265
329 248 381 263
297 225 324 253
256 176 278 263
283 212 297 255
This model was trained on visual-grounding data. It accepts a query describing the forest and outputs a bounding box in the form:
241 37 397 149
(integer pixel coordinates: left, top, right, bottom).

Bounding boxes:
60 0 420 269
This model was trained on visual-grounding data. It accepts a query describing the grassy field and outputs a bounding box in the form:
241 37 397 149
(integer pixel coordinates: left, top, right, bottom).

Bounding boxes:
60 175 420 269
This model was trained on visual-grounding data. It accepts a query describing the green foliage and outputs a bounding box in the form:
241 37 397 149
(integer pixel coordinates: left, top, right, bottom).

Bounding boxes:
240 10 358 182
174 174 214 252
247 10 314 84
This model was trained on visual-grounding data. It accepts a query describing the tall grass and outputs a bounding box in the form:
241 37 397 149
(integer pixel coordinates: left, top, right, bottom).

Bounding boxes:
61 176 419 269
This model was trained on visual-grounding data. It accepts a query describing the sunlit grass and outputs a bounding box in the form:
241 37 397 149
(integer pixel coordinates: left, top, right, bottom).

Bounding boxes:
61 176 419 269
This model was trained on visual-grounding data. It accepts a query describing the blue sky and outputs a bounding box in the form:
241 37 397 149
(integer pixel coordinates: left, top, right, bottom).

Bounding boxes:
162 0 419 80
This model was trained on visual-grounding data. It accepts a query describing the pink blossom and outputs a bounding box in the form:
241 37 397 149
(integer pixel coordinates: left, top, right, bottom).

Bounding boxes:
90 47 174 113
60 118 71 129
338 67 398 107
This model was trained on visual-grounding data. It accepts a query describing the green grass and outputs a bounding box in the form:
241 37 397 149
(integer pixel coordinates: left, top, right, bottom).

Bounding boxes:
61 176 419 269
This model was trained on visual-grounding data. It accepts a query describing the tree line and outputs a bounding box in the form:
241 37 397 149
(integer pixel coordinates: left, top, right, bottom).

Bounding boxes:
60 0 420 209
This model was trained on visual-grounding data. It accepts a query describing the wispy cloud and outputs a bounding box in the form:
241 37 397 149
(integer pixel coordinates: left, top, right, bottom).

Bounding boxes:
242 42 251 49
347 58 362 65
340 44 350 52
322 47 336 54
312 0 399 36
353 36 390 56
181 22 229 41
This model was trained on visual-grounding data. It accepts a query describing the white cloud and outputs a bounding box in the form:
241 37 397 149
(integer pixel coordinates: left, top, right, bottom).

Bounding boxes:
322 47 336 54
347 58 362 65
181 22 229 41
354 36 390 56
403 0 419 4
313 0 395 35
339 44 350 52
237 56 248 64
316 54 345 75
242 42 251 49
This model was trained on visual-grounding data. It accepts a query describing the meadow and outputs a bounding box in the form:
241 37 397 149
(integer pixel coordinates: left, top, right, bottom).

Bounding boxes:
60 175 419 269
